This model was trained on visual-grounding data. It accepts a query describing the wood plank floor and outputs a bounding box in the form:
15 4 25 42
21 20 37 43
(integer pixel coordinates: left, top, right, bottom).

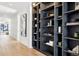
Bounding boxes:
0 35 45 56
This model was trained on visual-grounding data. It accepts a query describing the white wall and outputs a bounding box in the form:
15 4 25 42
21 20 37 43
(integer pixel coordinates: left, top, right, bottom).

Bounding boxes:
17 2 32 48
10 13 18 39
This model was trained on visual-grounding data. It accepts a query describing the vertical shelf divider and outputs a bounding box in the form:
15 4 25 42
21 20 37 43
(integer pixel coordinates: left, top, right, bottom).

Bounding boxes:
54 2 58 56
62 2 68 56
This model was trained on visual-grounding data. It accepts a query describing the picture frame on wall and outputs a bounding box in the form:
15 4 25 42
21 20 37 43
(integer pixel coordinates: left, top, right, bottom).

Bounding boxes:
20 13 27 37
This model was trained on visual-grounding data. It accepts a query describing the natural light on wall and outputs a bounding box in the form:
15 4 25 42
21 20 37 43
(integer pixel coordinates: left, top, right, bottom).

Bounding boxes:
0 5 17 13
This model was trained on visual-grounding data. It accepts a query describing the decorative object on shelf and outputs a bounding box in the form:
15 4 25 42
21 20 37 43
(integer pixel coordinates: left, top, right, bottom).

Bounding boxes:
47 20 52 26
74 32 79 39
35 24 37 27
49 14 54 16
58 42 62 46
72 45 79 55
75 2 79 10
48 12 54 17
49 20 52 26
45 41 53 47
47 22 50 26
58 26 62 34
67 50 78 55
67 50 74 53
34 18 37 20
64 45 79 55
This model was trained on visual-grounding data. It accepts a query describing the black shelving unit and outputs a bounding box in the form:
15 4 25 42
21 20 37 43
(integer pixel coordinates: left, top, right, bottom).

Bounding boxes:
40 2 54 56
62 2 79 56
32 2 79 56
54 2 62 56
32 2 62 56
32 3 40 50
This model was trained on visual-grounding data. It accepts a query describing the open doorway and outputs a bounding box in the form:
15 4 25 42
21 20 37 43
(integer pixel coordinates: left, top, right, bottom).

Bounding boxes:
0 17 10 35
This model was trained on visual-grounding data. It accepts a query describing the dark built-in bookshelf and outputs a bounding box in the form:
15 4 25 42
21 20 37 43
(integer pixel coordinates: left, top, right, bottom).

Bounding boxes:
32 2 79 56
62 2 79 56
32 3 40 49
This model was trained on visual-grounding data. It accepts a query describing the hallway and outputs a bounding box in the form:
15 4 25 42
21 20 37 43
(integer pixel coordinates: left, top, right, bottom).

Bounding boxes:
0 35 45 56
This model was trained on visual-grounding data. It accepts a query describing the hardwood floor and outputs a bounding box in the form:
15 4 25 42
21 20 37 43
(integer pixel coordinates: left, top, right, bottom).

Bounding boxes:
0 35 45 56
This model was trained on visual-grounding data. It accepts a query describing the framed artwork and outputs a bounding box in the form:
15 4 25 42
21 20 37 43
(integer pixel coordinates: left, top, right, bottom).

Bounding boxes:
20 13 27 37
0 23 9 35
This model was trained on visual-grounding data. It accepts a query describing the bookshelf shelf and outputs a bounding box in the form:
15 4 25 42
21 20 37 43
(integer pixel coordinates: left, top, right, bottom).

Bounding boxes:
56 45 62 48
41 4 54 11
64 37 79 41
43 15 54 19
64 9 79 14
66 22 79 26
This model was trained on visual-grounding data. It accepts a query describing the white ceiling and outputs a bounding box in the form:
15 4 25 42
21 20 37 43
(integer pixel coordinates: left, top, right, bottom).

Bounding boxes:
0 2 29 14
0 2 30 19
